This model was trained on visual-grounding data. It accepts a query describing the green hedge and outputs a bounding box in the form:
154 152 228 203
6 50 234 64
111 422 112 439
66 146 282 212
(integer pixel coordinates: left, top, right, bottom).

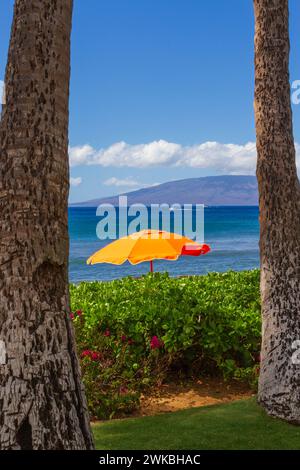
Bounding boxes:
70 270 261 419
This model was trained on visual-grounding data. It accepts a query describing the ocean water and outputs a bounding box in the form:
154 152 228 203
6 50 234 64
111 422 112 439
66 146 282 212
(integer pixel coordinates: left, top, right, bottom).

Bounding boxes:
68 206 260 283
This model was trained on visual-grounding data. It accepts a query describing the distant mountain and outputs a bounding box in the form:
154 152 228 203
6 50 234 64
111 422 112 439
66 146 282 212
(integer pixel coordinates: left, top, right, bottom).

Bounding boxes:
71 175 258 207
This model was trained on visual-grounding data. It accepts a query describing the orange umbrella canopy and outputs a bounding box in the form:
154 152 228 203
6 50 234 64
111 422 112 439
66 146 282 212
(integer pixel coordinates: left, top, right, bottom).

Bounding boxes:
87 230 210 267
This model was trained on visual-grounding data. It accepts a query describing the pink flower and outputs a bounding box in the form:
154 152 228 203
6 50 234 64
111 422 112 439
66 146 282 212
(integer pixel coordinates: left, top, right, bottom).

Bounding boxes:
128 338 135 345
121 335 127 343
76 310 83 316
150 336 162 350
91 352 101 362
70 313 75 320
104 329 111 337
119 385 128 395
81 350 92 358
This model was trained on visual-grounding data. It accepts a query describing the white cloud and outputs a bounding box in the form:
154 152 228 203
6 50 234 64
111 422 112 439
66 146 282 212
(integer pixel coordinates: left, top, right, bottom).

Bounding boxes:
103 177 158 190
94 140 181 168
69 140 300 175
176 141 258 174
70 176 82 187
104 177 141 188
69 144 95 167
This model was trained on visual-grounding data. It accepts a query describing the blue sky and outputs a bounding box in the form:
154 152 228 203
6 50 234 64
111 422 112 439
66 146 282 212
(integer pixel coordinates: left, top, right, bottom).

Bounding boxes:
1 0 300 203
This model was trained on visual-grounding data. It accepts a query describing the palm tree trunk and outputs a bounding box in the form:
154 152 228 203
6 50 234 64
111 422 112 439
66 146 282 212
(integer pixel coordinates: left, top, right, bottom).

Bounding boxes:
0 0 94 449
254 0 300 422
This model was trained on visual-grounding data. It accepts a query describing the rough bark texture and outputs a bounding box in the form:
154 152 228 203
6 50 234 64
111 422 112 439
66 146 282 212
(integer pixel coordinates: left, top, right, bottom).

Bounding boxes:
254 0 300 422
0 0 94 449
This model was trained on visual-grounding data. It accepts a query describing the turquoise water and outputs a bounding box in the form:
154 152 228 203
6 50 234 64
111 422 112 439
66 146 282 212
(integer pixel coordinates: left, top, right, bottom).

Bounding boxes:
68 206 260 283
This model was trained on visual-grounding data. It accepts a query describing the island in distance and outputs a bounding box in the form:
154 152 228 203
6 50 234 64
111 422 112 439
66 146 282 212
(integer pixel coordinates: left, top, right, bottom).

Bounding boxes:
71 175 258 207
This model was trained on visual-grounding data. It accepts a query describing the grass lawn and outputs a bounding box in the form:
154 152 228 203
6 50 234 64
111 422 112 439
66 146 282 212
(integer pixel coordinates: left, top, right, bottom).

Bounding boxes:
93 398 300 450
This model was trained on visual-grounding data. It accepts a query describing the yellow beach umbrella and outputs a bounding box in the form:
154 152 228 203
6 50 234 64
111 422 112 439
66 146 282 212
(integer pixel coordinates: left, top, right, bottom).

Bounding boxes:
87 229 210 272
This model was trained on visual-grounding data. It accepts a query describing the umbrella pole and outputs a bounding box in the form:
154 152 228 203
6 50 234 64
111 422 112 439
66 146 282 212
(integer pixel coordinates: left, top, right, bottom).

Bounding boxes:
150 260 153 272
